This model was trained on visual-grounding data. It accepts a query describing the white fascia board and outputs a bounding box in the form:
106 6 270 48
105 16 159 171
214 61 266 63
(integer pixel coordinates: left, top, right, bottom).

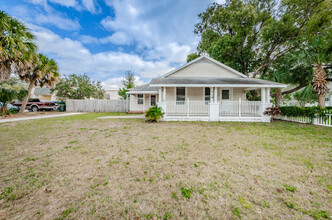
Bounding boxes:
151 84 287 88
126 91 159 94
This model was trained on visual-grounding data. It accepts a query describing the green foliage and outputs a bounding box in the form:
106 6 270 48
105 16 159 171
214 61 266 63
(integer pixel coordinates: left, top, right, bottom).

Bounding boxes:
180 186 193 199
284 184 296 192
293 86 318 107
118 70 136 100
0 11 37 82
232 207 241 219
186 53 200 63
193 0 330 78
145 106 164 122
51 74 104 101
279 106 332 119
0 78 27 115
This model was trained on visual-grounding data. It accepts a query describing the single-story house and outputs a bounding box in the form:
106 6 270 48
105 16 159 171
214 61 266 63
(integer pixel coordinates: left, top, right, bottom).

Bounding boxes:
127 55 286 122
105 89 122 100
31 87 57 101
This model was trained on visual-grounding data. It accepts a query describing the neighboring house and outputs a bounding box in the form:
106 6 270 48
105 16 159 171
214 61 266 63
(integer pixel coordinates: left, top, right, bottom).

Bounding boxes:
127 55 286 122
31 87 57 101
326 83 332 106
105 89 121 100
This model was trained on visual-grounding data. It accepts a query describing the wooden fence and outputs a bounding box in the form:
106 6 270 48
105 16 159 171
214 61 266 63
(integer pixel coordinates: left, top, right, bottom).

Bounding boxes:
274 112 332 127
66 99 129 112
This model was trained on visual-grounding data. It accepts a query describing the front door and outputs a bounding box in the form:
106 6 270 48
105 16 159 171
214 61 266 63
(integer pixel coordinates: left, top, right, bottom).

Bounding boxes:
151 95 156 106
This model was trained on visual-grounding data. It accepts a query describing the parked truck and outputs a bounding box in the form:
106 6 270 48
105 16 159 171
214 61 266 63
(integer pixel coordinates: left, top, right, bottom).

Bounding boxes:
13 98 57 112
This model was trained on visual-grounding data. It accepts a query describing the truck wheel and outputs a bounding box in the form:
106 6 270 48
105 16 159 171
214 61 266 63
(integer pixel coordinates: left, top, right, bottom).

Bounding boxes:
31 106 38 112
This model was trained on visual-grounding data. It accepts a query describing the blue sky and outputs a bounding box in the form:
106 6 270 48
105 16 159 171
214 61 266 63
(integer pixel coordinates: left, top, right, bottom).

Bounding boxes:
1 0 221 88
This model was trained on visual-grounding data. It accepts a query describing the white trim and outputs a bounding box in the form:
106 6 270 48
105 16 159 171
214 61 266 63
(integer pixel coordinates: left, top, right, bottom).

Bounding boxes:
137 94 144 105
174 86 187 102
127 91 158 94
151 84 287 88
162 55 248 78
203 87 211 102
221 88 233 100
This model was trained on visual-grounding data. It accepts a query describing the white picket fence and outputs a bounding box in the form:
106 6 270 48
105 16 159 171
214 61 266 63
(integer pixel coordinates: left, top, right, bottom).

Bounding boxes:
275 113 332 127
66 99 129 112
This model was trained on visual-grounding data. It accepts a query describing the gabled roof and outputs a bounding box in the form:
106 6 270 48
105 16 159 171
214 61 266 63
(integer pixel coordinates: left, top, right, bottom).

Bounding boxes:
34 87 52 95
150 77 286 88
162 55 248 78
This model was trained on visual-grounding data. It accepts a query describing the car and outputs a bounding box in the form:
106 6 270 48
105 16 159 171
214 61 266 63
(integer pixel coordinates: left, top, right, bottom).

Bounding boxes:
13 98 57 112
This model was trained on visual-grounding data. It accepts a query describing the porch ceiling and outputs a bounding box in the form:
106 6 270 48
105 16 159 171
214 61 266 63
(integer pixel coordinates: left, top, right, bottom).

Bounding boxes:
150 77 286 88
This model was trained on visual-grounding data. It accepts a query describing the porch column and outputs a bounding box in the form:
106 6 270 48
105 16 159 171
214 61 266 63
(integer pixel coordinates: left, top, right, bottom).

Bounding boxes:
214 87 218 103
158 88 162 102
143 94 145 112
210 87 214 102
163 87 166 102
261 88 266 103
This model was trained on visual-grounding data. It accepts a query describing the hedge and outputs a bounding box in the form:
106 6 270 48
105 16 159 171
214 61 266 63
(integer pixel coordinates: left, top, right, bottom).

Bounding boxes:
279 106 332 119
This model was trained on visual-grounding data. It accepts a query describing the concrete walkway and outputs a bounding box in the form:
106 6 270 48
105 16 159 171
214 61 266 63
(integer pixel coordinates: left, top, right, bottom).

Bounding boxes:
98 114 144 119
0 113 84 124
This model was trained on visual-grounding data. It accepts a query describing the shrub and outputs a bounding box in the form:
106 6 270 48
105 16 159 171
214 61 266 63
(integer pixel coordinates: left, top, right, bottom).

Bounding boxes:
264 107 281 117
145 106 164 122
278 106 332 120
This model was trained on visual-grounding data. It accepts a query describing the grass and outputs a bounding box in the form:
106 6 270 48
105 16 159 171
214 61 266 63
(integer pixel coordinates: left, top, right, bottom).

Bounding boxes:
0 113 331 219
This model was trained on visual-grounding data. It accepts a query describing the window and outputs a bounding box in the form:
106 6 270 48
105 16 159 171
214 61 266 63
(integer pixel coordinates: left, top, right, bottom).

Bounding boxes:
222 90 230 100
137 94 143 104
205 87 211 103
176 87 186 102
151 95 156 106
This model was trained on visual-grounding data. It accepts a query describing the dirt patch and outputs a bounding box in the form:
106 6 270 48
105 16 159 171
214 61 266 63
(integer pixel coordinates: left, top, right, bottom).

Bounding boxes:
0 114 331 219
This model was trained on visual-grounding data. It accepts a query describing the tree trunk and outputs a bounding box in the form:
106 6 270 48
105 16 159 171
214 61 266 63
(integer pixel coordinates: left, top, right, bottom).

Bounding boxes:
19 80 36 114
318 94 325 108
275 88 282 107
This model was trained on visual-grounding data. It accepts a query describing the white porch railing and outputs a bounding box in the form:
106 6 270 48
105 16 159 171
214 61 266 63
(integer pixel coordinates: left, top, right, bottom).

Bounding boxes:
219 100 262 117
241 101 262 117
166 101 209 116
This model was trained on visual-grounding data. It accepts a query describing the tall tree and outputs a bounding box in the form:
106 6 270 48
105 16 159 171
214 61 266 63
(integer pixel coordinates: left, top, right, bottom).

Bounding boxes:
0 11 37 82
0 77 27 115
118 70 136 100
268 35 331 107
51 74 105 101
192 0 331 96
19 54 60 113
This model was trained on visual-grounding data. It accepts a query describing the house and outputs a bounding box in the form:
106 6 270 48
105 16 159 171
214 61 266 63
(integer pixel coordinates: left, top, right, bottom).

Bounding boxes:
31 87 57 101
326 83 332 106
105 89 122 100
127 55 286 122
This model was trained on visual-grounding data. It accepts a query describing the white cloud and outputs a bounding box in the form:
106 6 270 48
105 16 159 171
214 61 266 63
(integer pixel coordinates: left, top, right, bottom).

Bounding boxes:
81 0 97 13
99 32 132 45
101 76 145 89
30 25 174 83
35 14 80 30
50 0 78 7
100 0 212 64
79 35 99 44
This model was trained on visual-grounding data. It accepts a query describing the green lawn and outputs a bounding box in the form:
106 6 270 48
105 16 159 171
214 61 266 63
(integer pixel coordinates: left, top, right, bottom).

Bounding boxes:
0 113 331 219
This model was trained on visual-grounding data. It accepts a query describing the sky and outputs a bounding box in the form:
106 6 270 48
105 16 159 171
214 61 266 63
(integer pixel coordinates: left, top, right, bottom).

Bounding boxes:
1 0 222 89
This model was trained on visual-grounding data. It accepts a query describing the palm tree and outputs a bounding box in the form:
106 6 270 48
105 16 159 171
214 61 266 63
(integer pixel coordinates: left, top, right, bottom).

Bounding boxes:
312 64 329 107
19 54 60 113
0 11 37 82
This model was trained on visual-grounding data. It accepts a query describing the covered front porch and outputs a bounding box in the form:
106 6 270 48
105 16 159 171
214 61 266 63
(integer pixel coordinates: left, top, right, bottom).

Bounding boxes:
156 86 273 122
